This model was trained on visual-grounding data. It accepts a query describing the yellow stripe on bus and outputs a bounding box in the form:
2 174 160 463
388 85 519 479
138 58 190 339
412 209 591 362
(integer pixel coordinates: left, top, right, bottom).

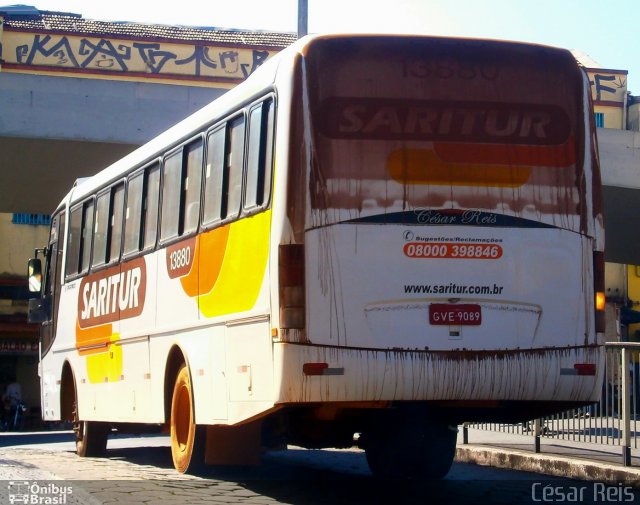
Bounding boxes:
85 334 123 384
76 319 124 384
198 210 271 317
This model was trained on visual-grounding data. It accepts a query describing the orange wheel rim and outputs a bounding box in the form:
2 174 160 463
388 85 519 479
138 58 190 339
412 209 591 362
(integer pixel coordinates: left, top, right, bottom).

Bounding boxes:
171 367 195 472
175 383 192 453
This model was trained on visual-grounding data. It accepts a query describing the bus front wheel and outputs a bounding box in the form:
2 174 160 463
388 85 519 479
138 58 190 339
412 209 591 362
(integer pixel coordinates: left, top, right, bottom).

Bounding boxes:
73 403 109 457
170 364 205 474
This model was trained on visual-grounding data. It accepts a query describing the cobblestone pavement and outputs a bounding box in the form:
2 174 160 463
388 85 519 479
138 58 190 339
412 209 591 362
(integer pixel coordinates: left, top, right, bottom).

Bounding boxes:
1 434 637 505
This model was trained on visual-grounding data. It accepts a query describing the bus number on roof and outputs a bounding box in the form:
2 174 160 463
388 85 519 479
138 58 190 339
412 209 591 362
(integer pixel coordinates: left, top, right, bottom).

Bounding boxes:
402 58 499 81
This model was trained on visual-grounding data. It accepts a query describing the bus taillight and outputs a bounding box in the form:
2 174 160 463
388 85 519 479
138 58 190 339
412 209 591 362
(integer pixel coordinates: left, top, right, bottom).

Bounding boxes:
574 363 597 376
594 251 605 333
279 244 305 329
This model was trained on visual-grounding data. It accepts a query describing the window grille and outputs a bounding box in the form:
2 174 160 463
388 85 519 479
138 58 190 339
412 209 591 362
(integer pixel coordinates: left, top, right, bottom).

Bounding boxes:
595 112 605 128
11 213 51 225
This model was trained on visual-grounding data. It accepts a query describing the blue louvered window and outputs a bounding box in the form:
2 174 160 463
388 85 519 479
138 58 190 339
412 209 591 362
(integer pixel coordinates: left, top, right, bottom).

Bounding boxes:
11 213 52 225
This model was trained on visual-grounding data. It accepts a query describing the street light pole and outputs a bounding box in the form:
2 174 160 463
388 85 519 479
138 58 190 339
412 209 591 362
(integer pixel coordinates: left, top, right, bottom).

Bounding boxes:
298 0 308 38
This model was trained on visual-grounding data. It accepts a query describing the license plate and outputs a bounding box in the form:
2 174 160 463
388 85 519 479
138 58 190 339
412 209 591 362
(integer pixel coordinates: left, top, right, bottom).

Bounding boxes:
429 304 482 326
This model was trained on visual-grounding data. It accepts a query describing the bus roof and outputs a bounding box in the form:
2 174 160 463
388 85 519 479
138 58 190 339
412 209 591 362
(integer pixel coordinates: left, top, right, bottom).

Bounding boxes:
62 33 578 209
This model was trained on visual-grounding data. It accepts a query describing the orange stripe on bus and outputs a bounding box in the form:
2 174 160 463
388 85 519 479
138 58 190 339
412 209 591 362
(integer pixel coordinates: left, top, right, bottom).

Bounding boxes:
388 149 532 187
75 320 113 356
197 225 231 296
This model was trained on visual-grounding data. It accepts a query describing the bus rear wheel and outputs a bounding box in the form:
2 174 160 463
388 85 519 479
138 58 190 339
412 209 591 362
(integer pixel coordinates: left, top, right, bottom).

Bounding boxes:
73 404 109 457
170 364 205 474
364 415 457 480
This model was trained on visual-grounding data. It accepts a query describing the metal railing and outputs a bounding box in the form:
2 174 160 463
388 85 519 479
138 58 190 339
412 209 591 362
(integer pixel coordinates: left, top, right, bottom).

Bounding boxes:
463 342 640 466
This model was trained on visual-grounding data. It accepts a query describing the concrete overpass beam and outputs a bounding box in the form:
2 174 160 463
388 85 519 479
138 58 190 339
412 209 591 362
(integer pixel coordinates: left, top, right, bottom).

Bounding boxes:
0 72 223 144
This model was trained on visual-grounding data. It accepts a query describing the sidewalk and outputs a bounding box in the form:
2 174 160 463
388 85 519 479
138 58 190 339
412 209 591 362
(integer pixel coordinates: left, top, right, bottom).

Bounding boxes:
457 428 640 483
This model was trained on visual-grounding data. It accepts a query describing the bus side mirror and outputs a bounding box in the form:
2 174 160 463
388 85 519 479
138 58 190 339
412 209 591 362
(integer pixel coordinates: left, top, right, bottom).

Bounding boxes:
27 258 47 324
28 258 43 293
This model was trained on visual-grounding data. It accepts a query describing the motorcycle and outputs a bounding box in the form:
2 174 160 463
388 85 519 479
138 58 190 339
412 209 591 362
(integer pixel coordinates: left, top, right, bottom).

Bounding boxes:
2 401 27 431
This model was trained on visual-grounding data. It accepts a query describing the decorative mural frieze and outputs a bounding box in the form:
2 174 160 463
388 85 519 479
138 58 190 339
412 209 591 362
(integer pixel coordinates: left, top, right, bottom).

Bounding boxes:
1 30 278 83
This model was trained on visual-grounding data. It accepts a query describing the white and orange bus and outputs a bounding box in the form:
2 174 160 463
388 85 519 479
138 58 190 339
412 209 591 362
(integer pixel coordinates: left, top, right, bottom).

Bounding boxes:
28 34 605 479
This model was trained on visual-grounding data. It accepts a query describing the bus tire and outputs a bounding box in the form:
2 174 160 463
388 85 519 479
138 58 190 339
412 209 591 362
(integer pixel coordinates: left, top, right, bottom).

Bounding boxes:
73 403 109 457
364 417 457 480
170 364 205 474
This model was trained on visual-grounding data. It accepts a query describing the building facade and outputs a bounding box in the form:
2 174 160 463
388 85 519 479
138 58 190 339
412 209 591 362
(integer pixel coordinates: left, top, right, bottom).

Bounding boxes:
579 60 640 341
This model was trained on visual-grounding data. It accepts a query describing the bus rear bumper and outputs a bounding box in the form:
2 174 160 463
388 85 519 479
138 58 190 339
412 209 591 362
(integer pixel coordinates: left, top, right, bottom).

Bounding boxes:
273 342 603 411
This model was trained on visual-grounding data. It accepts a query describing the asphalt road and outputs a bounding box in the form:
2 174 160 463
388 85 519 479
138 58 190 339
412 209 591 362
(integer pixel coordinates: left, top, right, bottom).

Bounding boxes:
0 431 636 505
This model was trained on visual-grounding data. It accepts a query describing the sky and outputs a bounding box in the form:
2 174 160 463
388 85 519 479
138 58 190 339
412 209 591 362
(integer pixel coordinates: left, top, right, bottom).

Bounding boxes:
10 0 640 93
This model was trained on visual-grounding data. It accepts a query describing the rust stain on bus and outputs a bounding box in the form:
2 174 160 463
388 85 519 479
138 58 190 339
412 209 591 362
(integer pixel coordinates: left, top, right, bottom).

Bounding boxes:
286 344 601 404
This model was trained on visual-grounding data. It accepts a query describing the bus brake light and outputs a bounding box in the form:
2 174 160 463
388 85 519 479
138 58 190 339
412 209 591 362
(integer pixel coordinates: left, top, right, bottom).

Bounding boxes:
574 363 596 376
279 244 305 329
302 362 345 376
303 363 328 375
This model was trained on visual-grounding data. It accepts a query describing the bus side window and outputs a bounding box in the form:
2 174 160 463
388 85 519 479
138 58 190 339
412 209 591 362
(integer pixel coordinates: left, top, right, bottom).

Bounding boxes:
92 190 111 267
37 211 64 356
43 214 58 298
143 164 160 250
124 171 144 256
66 200 94 278
109 183 125 262
79 201 95 274
245 98 275 210
160 138 203 242
91 183 125 268
160 151 183 242
42 211 65 357
226 116 245 219
183 139 203 235
203 127 226 226
65 205 83 277
53 213 65 323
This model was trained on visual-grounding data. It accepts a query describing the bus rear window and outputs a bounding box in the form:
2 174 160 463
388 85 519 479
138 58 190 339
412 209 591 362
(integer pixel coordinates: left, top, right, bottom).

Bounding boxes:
304 38 584 231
